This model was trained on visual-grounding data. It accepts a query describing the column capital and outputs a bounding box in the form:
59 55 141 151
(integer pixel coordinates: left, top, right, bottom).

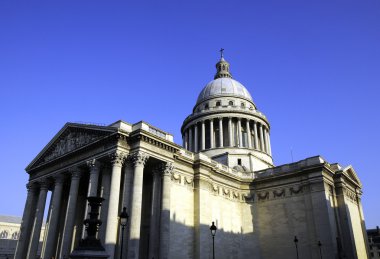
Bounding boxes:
54 174 65 185
159 162 174 176
26 182 39 193
68 167 82 179
39 180 50 190
130 151 149 167
109 151 127 166
86 158 101 170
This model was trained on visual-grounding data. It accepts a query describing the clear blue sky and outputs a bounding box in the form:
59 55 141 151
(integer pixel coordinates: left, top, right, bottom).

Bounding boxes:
0 1 379 228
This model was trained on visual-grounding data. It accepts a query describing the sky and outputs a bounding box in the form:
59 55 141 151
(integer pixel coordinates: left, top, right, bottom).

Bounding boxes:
0 1 379 228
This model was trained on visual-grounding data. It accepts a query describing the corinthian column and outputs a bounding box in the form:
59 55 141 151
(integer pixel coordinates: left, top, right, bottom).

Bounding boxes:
159 162 174 259
194 124 198 153
219 117 223 147
237 118 242 147
246 119 252 148
105 151 126 258
228 117 233 147
188 127 193 152
201 121 205 150
210 119 214 148
14 183 38 259
60 168 81 259
259 124 265 152
148 166 163 259
27 181 49 259
128 151 149 259
42 176 64 259
253 121 258 150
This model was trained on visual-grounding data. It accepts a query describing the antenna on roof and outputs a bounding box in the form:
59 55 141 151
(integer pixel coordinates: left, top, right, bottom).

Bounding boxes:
290 147 294 162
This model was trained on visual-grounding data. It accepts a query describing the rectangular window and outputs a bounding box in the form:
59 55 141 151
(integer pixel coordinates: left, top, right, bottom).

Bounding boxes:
238 158 242 165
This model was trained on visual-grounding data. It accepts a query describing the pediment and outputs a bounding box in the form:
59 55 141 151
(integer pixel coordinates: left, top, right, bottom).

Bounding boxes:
26 123 117 171
342 165 362 187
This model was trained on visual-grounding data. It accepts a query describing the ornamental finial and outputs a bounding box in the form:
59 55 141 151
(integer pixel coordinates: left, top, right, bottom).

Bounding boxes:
220 48 224 60
214 49 232 79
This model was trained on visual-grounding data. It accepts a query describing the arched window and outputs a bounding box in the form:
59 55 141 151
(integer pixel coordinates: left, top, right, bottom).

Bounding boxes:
0 230 8 239
205 104 209 110
216 101 221 107
241 102 245 108
229 101 233 106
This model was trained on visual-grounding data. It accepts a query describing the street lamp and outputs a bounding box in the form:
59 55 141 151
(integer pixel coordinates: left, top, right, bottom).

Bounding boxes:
210 221 217 259
294 236 299 259
119 207 129 259
318 241 323 259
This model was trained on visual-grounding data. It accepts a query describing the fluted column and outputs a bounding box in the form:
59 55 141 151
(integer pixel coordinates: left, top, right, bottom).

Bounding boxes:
159 162 174 259
105 151 126 258
128 151 149 259
42 176 64 259
87 159 100 197
253 121 259 150
188 127 193 152
259 124 265 152
184 131 188 149
99 166 111 243
59 168 81 259
120 159 134 259
194 124 198 153
267 129 272 155
81 159 101 239
228 117 233 147
264 128 269 154
246 119 252 148
219 117 223 147
27 181 49 259
237 118 242 147
14 183 38 259
201 121 205 150
148 166 163 259
210 119 214 148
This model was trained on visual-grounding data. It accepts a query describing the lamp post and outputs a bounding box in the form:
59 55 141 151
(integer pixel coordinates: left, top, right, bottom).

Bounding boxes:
210 221 217 259
294 236 299 259
119 207 129 259
318 241 323 259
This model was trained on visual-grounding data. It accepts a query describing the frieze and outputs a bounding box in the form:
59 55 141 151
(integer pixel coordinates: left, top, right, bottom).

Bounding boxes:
289 186 303 195
243 193 254 203
212 184 219 195
171 172 181 184
44 131 103 162
184 176 194 187
222 188 230 198
257 191 269 201
344 189 357 203
232 191 240 200
273 189 285 198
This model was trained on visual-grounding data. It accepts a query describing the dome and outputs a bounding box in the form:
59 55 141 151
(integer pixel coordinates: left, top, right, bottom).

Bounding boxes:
196 77 253 105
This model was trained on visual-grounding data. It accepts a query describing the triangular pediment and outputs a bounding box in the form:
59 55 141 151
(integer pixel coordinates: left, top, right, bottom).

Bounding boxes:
26 123 117 171
342 165 362 187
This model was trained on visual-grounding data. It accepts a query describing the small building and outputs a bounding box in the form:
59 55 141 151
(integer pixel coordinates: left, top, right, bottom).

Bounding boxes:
0 215 45 259
368 227 380 259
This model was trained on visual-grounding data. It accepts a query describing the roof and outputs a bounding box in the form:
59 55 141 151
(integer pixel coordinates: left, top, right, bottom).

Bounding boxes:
196 77 253 105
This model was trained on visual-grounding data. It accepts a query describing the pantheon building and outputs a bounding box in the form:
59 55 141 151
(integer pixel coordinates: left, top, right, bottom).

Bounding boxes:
15 55 369 259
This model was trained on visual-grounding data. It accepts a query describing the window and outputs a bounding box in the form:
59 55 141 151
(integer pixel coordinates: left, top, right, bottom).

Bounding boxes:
238 159 242 166
241 102 245 108
216 101 221 107
229 101 233 106
205 104 209 109
370 252 374 257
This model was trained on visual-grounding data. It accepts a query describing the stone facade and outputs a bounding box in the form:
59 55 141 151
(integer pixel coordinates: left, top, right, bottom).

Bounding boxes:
15 56 369 259
0 216 45 259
